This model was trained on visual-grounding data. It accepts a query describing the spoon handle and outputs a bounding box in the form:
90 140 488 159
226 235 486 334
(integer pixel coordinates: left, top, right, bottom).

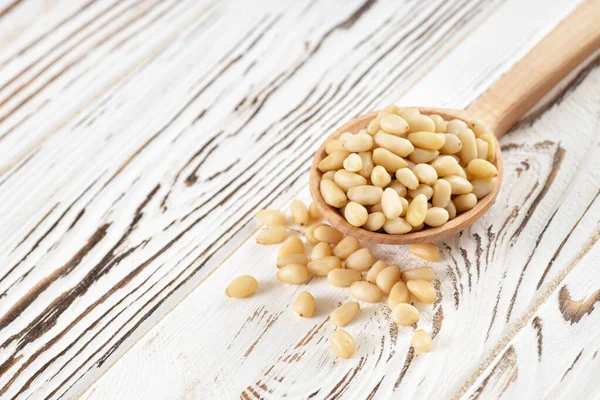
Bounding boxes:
467 0 600 138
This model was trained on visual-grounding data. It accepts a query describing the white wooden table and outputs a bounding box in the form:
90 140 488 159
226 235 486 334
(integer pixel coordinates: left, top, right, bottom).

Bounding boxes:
0 0 599 399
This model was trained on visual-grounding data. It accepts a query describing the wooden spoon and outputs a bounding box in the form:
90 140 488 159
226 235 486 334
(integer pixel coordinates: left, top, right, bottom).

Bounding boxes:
310 0 600 244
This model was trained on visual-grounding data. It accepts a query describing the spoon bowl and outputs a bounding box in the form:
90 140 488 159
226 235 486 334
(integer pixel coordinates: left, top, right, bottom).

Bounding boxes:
309 108 503 244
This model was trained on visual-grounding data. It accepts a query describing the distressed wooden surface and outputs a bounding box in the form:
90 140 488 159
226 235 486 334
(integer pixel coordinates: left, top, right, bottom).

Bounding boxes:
0 0 598 399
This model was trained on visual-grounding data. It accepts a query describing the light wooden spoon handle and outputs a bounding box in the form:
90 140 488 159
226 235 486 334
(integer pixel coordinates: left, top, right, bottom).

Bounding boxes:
468 0 600 138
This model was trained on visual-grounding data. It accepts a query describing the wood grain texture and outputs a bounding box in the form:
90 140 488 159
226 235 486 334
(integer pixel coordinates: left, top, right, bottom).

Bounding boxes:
0 0 596 399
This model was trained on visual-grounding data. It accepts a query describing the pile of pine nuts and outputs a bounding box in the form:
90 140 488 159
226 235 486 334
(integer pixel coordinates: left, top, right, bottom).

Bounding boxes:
226 199 443 359
318 105 497 233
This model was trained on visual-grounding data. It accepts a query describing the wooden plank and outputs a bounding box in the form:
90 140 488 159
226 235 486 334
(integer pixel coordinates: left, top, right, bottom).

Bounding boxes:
82 1 598 399
463 231 600 399
0 0 589 398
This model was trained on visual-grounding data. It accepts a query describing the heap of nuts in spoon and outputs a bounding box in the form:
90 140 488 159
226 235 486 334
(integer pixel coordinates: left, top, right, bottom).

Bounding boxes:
318 105 497 233
226 199 442 358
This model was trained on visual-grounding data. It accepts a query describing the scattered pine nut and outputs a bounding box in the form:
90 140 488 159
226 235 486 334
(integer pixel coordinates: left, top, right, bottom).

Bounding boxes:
330 329 356 358
293 291 315 318
409 243 441 261
290 200 309 225
256 210 286 226
256 226 287 244
225 275 258 298
411 329 432 353
330 302 360 326
391 303 420 326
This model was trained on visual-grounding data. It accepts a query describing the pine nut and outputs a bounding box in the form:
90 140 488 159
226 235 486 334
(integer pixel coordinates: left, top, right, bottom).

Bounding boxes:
370 165 391 188
457 128 477 166
293 291 315 318
409 243 441 262
320 179 348 208
413 163 438 184
333 169 368 192
391 303 420 326
380 114 409 135
225 275 258 298
344 201 369 226
412 329 432 353
345 248 375 271
374 131 413 156
318 149 350 172
358 151 374 178
399 197 409 216
366 260 387 283
333 236 361 260
308 201 322 220
256 210 286 226
277 254 309 268
395 168 419 190
467 159 498 178
278 236 304 259
308 256 342 276
277 264 310 284
445 200 457 219
407 131 445 150
471 177 497 199
372 148 408 172
406 194 427 226
290 200 309 226
382 188 403 219
388 281 410 309
476 138 488 160
340 132 353 142
330 329 356 358
343 153 363 172
388 180 407 197
432 179 451 208
454 193 477 212
397 107 420 119
406 279 436 303
408 184 433 200
347 185 383 205
430 114 447 133
412 222 425 232
383 217 412 234
401 266 435 282
376 265 401 294
439 133 463 154
314 225 344 244
409 148 439 163
326 139 345 154
350 281 382 302
330 302 360 326
381 104 399 114
257 226 287 244
406 114 435 133
364 212 386 231
328 268 362 287
344 132 374 152
431 156 459 177
468 119 489 138
311 242 332 260
367 116 381 135
322 171 336 180
305 223 325 245
443 175 473 195
478 133 496 162
424 207 449 227
446 119 467 134
370 203 383 212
